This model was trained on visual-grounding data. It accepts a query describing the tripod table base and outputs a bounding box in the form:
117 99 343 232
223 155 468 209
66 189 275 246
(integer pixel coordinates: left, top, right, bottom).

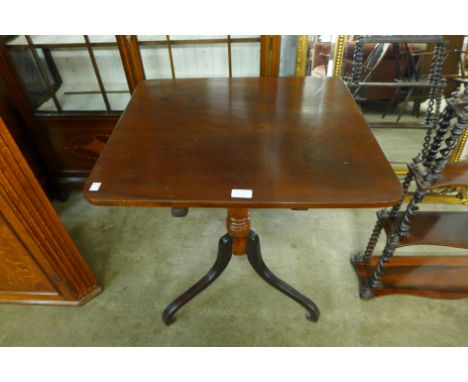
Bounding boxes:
162 208 319 325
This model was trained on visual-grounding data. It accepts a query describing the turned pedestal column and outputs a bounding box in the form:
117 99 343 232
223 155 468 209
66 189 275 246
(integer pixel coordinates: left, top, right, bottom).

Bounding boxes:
227 208 250 256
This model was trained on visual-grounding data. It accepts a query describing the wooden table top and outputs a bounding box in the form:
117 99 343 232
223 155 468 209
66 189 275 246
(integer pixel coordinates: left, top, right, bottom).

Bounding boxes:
84 77 401 208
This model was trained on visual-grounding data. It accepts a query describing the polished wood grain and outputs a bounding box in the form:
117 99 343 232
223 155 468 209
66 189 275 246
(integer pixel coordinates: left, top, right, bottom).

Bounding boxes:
84 77 403 324
0 117 101 305
84 77 401 208
431 162 468 188
162 234 233 325
226 208 250 256
0 36 278 194
37 115 117 188
353 255 468 299
260 36 272 77
116 35 145 94
270 36 282 77
380 211 468 249
0 213 57 294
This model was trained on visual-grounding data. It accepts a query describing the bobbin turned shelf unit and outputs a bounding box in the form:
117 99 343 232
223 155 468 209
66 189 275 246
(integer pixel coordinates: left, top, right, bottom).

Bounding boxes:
346 35 447 129
352 90 468 300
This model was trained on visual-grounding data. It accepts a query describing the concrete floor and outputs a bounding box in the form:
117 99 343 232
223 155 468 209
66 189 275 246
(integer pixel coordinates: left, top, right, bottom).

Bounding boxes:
0 105 467 346
0 193 466 346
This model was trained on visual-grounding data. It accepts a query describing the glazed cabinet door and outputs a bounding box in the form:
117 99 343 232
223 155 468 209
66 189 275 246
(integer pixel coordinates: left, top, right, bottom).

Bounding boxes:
0 35 280 193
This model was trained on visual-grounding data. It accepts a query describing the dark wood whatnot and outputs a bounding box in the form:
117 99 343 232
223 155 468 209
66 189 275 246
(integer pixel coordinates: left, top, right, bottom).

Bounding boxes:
0 118 101 305
353 256 468 299
379 211 468 249
431 162 468 188
84 77 401 324
353 90 468 300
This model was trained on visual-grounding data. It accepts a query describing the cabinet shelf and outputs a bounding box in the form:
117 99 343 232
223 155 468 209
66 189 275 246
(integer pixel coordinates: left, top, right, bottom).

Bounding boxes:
358 36 444 44
410 161 468 190
352 255 468 299
348 81 444 88
368 121 431 129
380 211 468 249
432 162 468 188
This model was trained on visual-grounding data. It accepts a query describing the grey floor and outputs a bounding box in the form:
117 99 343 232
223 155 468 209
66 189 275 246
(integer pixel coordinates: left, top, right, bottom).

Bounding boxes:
0 107 467 346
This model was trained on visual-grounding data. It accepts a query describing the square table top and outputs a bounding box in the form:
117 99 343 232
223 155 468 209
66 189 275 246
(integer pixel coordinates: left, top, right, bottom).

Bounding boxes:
84 77 402 208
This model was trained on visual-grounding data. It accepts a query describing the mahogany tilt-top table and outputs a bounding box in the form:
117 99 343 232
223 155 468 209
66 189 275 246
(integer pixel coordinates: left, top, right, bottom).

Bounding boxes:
84 77 402 325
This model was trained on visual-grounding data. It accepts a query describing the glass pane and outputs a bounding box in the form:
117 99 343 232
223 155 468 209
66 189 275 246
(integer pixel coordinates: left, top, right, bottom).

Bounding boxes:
171 43 228 78
107 93 131 111
231 35 261 39
138 35 166 42
5 42 58 112
170 35 226 41
5 35 130 113
279 35 297 77
87 35 118 43
5 35 27 46
30 35 84 45
42 48 105 111
138 35 262 79
231 42 261 77
140 46 172 79
92 46 131 110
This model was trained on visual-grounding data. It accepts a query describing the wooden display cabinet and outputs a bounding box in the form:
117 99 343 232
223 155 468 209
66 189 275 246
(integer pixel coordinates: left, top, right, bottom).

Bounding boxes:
0 35 281 198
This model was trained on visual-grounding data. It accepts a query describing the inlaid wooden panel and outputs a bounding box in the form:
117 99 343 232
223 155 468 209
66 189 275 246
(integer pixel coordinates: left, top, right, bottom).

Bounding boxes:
1 36 278 192
37 115 117 170
0 213 56 293
0 117 101 305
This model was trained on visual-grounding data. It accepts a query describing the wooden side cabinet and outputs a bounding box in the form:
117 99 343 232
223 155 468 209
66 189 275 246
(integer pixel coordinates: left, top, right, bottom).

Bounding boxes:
0 117 101 305
0 35 277 195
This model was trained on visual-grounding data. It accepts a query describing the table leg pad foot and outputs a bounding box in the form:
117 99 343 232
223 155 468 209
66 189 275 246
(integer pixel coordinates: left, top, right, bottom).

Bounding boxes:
306 311 319 322
162 234 233 325
359 285 374 300
246 231 320 322
171 208 189 217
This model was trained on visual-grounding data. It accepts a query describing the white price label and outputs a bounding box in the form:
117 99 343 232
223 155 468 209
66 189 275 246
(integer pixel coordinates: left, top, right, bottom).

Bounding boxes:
231 189 253 199
89 182 101 192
